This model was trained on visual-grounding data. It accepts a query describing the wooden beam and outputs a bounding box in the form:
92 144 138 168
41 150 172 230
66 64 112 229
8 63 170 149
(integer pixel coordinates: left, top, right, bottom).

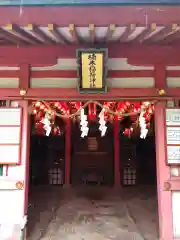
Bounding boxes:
27 24 56 44
106 24 116 41
154 63 167 90
1 45 180 66
119 24 136 42
19 63 30 90
146 24 178 42
31 69 154 78
89 24 95 43
6 24 35 44
69 24 79 43
25 88 165 100
0 70 18 77
133 23 156 43
0 27 27 45
0 88 180 100
0 88 163 100
161 29 180 44
167 70 180 77
48 24 69 44
12 24 42 44
0 33 17 45
0 41 8 45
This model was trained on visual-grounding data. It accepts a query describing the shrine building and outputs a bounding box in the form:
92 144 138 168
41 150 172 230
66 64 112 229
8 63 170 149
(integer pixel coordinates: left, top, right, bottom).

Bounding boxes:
0 1 180 239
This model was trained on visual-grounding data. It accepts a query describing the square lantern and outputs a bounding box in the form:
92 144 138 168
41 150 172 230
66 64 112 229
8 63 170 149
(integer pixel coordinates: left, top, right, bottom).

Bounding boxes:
76 48 108 93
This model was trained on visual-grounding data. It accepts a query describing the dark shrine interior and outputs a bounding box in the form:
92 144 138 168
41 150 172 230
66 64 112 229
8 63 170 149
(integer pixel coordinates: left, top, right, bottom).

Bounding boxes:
28 102 156 189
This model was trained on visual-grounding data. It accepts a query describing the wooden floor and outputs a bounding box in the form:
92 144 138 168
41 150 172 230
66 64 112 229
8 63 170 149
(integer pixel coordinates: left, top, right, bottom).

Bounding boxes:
27 185 159 240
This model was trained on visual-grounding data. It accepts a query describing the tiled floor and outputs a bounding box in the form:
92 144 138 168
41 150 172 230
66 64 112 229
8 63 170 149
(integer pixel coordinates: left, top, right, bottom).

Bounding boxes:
27 185 159 240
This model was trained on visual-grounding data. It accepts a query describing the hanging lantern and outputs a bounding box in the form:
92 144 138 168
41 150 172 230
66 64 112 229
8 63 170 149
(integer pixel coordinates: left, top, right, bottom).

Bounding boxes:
54 102 59 108
125 101 130 107
40 104 45 110
123 128 131 137
32 109 37 115
35 101 41 108
142 101 150 107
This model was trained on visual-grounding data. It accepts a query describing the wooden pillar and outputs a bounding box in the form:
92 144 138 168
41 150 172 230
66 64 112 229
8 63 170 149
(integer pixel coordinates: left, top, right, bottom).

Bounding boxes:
64 118 71 186
18 63 31 215
114 119 120 186
19 63 30 90
154 101 173 240
21 100 30 215
154 63 166 89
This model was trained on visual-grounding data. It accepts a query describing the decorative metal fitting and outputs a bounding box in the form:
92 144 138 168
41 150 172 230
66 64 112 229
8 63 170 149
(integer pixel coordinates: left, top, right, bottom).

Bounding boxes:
69 24 74 32
164 181 171 191
89 24 95 31
15 181 24 190
110 24 116 32
20 88 27 97
158 89 166 95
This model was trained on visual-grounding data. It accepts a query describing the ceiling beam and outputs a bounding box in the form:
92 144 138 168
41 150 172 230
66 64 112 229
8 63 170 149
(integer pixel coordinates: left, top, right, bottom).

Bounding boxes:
48 24 69 44
0 40 13 46
119 24 136 42
69 24 79 43
12 24 42 44
0 27 27 45
133 24 156 43
5 24 36 45
106 24 116 42
154 63 167 90
27 24 56 44
89 24 95 43
19 63 30 90
0 33 18 45
159 27 180 44
146 24 178 43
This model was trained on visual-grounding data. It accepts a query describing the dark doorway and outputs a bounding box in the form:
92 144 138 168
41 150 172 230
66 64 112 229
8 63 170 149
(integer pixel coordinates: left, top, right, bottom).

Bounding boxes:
70 121 114 185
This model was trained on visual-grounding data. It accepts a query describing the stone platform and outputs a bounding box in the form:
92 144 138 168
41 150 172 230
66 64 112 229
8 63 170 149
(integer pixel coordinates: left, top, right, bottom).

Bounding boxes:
27 185 159 240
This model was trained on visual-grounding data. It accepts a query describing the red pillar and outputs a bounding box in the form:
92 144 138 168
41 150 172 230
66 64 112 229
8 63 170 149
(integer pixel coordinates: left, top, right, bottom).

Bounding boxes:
18 63 31 215
64 118 71 186
154 63 166 89
19 63 30 89
21 100 30 215
154 101 173 240
114 119 120 186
